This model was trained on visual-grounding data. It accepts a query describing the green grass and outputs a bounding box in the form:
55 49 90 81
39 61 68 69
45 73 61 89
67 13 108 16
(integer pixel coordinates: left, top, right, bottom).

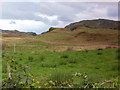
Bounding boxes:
3 48 119 83
0 52 2 86
2 26 119 88
35 27 118 46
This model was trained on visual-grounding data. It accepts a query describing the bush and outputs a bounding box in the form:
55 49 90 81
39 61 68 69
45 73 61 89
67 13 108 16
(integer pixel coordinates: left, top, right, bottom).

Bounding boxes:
97 52 102 55
48 27 54 32
39 56 45 62
28 56 34 62
85 50 88 52
68 59 77 64
41 62 57 68
19 58 22 61
59 61 67 65
2 55 40 88
60 55 69 58
97 48 103 50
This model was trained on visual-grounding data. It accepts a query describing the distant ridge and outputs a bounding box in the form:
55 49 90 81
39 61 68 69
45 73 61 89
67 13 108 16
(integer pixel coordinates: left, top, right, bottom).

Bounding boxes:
65 19 119 30
0 29 37 36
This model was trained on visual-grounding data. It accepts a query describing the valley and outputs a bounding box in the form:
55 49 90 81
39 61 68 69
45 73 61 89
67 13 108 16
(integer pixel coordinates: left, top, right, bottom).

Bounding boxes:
1 19 120 88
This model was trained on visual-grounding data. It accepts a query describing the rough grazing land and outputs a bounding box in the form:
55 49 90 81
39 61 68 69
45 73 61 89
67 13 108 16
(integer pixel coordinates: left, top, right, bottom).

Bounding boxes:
2 25 119 88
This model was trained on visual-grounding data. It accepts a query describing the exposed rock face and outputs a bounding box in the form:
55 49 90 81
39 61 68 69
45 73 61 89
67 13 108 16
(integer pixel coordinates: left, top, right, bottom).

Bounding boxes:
0 29 37 36
65 19 119 30
41 27 68 34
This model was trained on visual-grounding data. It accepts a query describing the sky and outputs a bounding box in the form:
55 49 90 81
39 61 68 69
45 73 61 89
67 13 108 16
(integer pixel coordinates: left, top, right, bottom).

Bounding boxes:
0 2 118 34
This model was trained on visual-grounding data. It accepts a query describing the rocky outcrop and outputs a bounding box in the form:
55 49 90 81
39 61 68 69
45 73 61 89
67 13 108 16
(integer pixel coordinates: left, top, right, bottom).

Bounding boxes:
65 19 119 30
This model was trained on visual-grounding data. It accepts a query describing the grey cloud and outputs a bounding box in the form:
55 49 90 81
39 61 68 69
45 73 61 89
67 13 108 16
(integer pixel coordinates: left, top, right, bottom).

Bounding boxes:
3 2 41 19
107 4 118 17
1 2 78 23
2 2 61 25
1 2 118 33
2 2 118 21
58 15 76 22
2 2 118 19
50 20 59 26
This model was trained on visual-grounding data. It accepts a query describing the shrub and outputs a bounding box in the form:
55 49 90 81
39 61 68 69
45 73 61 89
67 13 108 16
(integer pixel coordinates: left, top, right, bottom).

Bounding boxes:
2 55 40 88
2 53 5 57
48 27 54 32
60 55 69 58
41 62 57 68
68 59 77 64
19 58 22 61
59 61 67 65
97 52 102 55
20 53 23 55
84 50 88 53
97 48 103 50
39 56 45 61
28 56 34 62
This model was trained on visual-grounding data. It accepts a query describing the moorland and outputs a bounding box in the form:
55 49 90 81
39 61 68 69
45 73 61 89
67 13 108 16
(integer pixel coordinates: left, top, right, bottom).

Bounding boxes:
1 19 120 88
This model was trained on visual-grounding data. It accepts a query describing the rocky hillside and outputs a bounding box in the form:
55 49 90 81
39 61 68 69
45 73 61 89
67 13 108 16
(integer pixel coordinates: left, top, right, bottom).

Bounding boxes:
65 19 119 30
0 29 37 36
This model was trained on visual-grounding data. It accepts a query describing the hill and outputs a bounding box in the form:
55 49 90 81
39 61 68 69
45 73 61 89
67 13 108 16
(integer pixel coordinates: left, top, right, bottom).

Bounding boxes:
2 18 120 51
35 19 119 51
65 19 119 30
0 29 37 36
2 19 119 88
39 19 119 43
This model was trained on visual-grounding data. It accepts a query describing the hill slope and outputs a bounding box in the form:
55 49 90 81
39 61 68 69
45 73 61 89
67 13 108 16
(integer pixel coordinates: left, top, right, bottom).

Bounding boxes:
38 26 119 45
0 29 37 36
2 19 119 51
65 19 119 30
37 19 119 45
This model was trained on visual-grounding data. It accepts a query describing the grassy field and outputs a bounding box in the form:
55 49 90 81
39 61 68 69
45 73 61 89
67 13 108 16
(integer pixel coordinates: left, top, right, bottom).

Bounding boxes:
1 27 119 88
2 47 119 84
0 53 2 86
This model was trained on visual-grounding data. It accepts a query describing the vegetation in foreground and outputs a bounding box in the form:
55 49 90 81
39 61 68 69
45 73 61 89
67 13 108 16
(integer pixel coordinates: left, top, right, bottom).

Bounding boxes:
2 48 119 88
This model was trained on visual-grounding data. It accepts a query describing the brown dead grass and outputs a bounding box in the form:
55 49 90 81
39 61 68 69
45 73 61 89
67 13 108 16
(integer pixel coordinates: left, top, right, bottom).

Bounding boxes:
2 26 120 52
37 26 119 46
2 33 26 38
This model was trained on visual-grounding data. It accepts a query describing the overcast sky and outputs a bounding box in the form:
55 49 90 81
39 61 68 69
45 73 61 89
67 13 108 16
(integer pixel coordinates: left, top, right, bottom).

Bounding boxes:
0 2 118 34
